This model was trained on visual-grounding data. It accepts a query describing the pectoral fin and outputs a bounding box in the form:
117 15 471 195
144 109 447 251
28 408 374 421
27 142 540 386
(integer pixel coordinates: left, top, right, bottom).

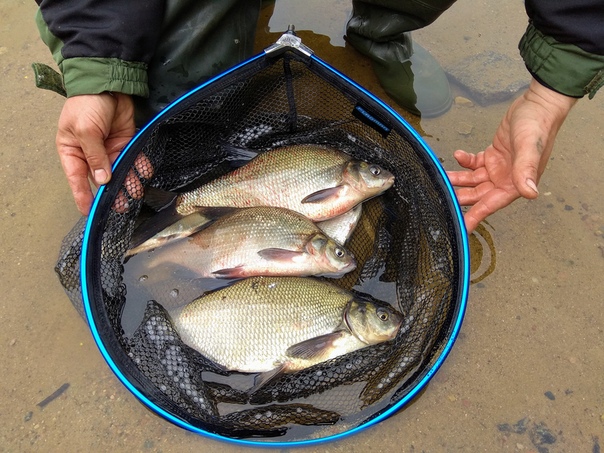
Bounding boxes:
249 332 348 394
285 331 347 361
257 248 304 261
301 186 344 204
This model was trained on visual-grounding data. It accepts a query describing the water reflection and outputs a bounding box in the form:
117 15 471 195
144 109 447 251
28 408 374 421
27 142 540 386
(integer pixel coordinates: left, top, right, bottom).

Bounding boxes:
469 221 496 285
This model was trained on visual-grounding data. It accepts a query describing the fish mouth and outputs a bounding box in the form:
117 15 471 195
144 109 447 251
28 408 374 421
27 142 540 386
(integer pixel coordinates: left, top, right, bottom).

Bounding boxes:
392 315 404 337
317 258 357 278
385 310 404 340
378 175 395 191
339 258 358 274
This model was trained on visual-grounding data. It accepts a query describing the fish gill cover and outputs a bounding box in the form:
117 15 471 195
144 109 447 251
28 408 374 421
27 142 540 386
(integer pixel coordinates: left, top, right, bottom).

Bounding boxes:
56 38 468 445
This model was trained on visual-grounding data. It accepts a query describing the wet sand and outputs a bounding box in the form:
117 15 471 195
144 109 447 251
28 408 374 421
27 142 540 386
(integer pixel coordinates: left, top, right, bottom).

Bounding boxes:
1 1 603 452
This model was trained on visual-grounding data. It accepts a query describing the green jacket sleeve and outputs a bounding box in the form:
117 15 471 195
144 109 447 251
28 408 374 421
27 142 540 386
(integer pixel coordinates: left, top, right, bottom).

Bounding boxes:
35 1 166 98
519 24 604 100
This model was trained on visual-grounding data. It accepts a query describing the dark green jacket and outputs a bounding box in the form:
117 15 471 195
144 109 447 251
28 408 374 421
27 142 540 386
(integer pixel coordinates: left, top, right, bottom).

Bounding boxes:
35 0 604 100
35 0 164 98
520 0 604 99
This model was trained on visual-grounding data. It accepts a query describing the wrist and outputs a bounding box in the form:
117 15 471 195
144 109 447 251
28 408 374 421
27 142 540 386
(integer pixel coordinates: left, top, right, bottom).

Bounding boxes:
525 78 577 122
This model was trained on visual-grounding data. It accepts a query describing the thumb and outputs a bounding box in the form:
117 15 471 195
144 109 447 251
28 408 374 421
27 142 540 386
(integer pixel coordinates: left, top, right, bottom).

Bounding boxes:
80 134 113 186
509 136 542 200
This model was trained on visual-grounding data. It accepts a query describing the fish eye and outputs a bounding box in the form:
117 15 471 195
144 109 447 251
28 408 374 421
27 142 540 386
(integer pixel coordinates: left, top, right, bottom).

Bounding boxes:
377 308 389 321
370 165 382 176
334 247 345 258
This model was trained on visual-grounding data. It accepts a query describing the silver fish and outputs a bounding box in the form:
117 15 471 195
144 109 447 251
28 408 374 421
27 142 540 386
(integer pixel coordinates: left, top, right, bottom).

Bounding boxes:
149 144 394 221
129 204 364 257
139 207 356 279
136 145 393 251
170 276 403 375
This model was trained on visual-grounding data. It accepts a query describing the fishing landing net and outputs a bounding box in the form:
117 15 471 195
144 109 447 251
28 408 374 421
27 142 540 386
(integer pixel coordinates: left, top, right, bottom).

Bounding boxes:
55 31 469 446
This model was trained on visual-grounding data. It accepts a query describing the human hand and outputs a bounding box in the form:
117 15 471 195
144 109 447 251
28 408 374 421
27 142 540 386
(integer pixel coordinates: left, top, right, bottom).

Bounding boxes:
56 92 135 215
446 79 577 233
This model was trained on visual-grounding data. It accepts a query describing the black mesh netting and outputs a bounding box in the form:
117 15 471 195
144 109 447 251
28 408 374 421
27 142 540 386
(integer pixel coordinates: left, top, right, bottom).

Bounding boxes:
55 47 466 442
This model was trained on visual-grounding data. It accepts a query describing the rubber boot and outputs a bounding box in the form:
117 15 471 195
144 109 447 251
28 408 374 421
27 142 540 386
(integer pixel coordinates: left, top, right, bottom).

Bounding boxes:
134 0 262 126
346 0 456 117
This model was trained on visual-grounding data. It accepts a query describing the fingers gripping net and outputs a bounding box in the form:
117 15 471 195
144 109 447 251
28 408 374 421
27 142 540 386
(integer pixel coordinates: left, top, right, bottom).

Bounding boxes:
56 45 467 444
